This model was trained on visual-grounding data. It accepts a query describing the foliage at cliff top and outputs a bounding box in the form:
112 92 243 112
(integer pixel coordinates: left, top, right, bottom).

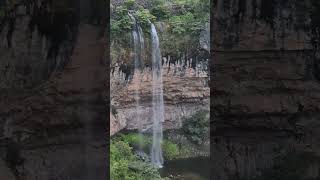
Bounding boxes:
111 0 209 38
111 0 209 72
111 0 156 38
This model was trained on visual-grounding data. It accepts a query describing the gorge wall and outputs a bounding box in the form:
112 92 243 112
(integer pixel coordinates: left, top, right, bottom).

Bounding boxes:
111 59 209 135
0 0 108 179
212 0 320 179
0 0 78 90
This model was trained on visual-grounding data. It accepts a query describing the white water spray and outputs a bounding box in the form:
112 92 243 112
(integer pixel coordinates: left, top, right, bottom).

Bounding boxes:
129 14 164 168
150 23 164 168
129 14 145 149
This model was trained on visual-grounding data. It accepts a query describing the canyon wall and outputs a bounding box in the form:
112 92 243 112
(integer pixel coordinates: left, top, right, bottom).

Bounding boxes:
212 0 320 179
0 0 78 90
111 60 209 135
0 1 108 179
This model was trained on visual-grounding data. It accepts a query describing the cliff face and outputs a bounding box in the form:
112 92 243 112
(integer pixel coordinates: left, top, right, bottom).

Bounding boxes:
213 0 320 179
213 0 315 50
110 2 210 135
0 23 107 180
0 1 108 177
0 0 78 90
111 60 209 135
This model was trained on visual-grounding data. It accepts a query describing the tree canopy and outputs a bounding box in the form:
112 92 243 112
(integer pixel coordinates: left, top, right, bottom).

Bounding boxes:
111 0 210 76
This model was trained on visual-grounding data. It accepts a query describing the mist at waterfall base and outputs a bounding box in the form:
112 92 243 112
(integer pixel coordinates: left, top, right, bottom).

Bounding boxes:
130 16 164 168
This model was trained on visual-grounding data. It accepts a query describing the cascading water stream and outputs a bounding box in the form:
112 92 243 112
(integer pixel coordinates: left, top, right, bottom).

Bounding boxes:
150 23 164 168
129 13 164 168
129 13 145 150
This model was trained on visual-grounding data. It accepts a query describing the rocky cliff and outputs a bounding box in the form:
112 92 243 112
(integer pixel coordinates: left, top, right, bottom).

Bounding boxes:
212 0 320 179
0 0 78 90
0 1 108 179
0 23 108 180
110 0 210 135
111 59 209 135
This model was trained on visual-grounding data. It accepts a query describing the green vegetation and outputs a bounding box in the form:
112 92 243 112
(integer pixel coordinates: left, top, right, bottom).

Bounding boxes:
168 12 202 35
110 110 211 179
110 139 164 180
150 2 169 20
124 0 136 9
135 9 156 29
111 0 210 74
182 111 209 145
121 133 149 148
162 140 180 160
110 6 134 42
110 0 155 70
120 133 179 160
159 0 209 64
110 0 156 39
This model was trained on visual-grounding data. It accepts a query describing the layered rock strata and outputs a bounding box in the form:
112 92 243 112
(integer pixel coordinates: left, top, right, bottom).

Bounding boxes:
0 24 108 180
212 0 320 179
111 60 209 135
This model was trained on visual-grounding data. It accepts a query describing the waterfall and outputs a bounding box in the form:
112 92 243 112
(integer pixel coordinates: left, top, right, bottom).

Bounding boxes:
129 13 164 168
129 13 145 149
150 23 164 168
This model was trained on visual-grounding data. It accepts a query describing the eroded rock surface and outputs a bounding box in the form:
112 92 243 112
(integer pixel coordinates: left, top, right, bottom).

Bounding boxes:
0 0 77 90
212 0 320 179
111 60 209 135
0 24 107 180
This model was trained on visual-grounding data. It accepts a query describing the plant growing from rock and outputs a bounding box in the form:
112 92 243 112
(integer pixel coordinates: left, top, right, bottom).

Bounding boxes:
182 110 209 145
119 133 179 160
110 139 164 180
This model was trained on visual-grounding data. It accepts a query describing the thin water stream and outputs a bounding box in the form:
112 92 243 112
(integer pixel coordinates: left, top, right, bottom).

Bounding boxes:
129 13 145 150
129 14 164 168
150 22 165 168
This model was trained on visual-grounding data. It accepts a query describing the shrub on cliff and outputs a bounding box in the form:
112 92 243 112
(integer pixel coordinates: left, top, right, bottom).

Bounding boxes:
135 8 156 28
150 0 169 20
119 133 179 160
182 110 209 145
110 139 164 180
110 140 135 179
162 140 179 160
